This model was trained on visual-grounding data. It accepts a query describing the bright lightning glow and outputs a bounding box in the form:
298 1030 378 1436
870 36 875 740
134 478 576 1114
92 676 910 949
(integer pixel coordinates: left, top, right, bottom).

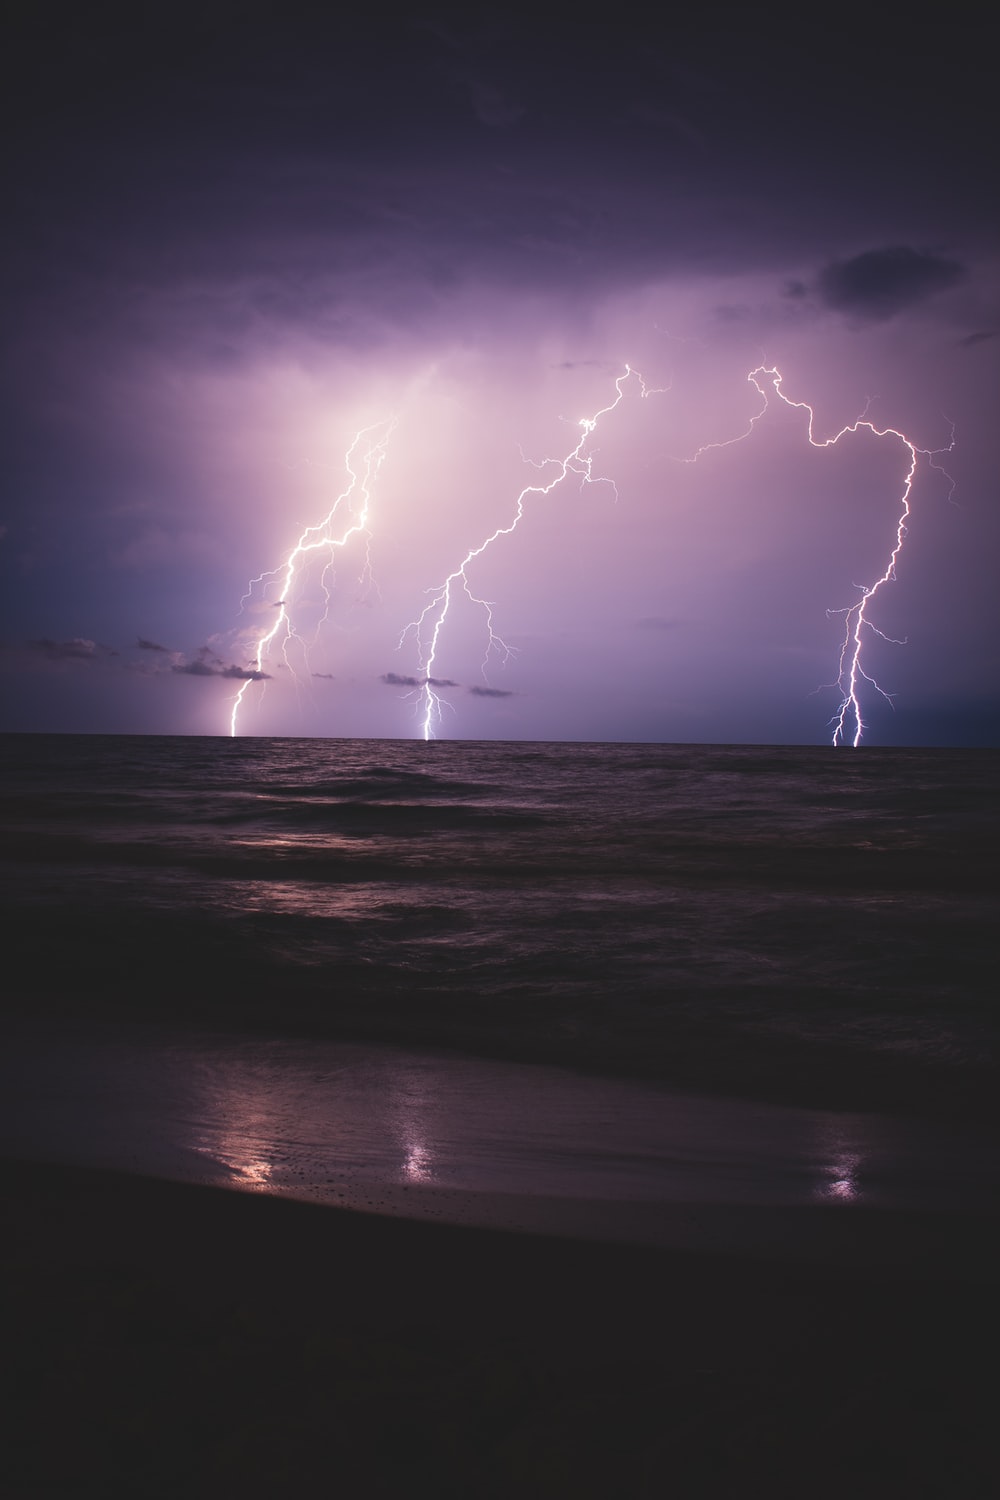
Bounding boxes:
230 421 394 736
398 365 655 739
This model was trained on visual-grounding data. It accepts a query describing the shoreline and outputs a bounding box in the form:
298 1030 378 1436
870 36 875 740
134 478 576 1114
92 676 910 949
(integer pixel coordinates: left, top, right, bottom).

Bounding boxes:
4 1156 996 1497
5 999 996 1131
2 1021 995 1245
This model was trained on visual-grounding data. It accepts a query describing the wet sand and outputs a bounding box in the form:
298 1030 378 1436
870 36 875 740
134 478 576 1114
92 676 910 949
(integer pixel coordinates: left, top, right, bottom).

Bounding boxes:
3 1025 994 1243
4 1156 995 1498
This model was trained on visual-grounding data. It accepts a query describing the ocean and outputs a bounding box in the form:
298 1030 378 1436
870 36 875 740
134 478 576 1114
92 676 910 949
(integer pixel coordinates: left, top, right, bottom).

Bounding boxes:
1 734 996 1244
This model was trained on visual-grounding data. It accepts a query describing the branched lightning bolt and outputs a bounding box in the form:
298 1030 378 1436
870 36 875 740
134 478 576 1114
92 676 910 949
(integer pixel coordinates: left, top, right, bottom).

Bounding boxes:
230 420 394 736
226 362 952 747
736 367 955 746
397 365 654 739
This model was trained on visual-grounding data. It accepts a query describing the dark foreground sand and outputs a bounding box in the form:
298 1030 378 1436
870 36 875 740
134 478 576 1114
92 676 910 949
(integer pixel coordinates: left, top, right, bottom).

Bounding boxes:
3 1159 996 1499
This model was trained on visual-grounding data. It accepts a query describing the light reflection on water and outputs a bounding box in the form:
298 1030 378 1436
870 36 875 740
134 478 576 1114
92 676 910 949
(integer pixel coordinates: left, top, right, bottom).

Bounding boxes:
233 879 400 919
3 1024 993 1249
811 1121 865 1203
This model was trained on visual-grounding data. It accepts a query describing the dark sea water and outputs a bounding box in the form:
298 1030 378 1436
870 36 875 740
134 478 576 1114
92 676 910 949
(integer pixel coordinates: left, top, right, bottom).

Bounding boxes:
1 734 997 1245
2 734 996 1107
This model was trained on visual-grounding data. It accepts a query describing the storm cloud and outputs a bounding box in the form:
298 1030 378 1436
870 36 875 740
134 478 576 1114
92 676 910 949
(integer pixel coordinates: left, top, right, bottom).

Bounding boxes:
382 672 459 689
173 659 270 681
817 248 966 322
1 11 996 744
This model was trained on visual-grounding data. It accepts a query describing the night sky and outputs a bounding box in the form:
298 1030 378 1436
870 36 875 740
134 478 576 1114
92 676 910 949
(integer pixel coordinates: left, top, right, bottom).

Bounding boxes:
3 4 997 744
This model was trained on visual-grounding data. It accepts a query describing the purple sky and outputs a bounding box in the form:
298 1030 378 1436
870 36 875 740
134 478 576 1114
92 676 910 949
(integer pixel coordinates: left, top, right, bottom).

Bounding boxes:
3 5 997 744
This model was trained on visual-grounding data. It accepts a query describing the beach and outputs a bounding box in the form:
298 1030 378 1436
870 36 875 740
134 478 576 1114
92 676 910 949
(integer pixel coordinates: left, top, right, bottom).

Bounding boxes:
4 1155 996 1498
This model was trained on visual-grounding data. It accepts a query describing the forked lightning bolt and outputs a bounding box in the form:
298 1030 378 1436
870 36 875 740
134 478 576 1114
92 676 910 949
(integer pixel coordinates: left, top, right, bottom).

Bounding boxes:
739 367 954 746
395 361 951 744
230 421 393 736
398 365 655 739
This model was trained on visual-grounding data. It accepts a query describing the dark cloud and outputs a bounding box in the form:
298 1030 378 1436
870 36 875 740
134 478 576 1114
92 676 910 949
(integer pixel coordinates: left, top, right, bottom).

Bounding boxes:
817 247 965 323
960 330 999 347
172 659 269 680
468 685 513 698
29 638 116 661
171 659 217 677
5 13 990 370
137 637 169 652
312 671 335 679
381 671 458 688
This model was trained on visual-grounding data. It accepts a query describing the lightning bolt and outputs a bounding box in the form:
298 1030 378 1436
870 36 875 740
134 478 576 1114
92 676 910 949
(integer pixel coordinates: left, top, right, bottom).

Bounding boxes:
230 420 394 736
397 365 656 739
227 361 952 747
737 367 955 746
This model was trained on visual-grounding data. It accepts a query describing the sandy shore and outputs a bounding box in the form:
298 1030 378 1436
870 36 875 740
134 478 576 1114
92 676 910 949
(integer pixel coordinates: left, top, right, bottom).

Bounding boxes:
3 1156 995 1498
